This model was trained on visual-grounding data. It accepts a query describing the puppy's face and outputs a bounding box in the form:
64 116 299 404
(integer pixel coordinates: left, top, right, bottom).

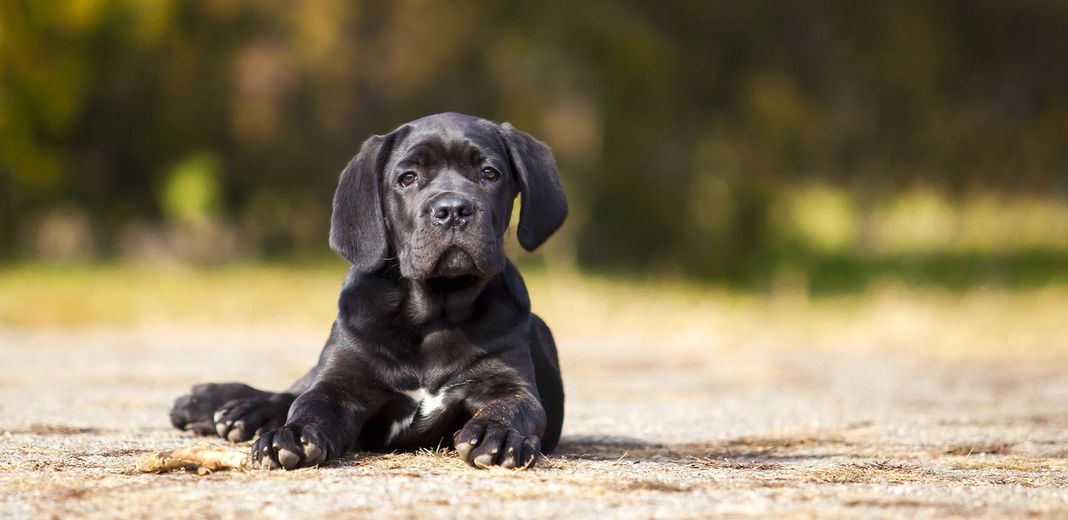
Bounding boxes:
382 118 516 281
329 112 567 282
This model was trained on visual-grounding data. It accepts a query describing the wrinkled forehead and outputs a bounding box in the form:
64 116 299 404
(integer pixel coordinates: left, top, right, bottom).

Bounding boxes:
390 116 508 166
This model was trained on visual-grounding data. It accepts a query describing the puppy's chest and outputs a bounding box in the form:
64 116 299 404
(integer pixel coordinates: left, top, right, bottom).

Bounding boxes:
365 332 487 447
392 387 447 431
376 380 468 448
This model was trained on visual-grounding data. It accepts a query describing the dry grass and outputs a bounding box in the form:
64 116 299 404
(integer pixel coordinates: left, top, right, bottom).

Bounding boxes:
2 262 1067 362
807 461 934 485
943 443 1013 457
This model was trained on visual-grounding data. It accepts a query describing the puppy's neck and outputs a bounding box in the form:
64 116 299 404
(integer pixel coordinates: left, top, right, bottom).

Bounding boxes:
338 259 529 337
338 265 494 330
402 276 491 324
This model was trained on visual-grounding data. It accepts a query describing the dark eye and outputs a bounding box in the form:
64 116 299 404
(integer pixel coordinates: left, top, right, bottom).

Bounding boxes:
480 167 501 182
398 171 418 186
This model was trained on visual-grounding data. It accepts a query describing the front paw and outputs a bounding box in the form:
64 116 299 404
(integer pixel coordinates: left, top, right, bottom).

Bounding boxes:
212 397 290 443
170 382 260 435
251 424 332 470
170 383 265 436
453 420 541 469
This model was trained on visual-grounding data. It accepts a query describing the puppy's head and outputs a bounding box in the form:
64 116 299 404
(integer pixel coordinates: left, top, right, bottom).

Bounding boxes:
330 113 567 282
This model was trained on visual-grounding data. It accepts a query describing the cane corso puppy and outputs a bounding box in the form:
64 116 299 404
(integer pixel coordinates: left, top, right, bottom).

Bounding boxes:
168 113 566 470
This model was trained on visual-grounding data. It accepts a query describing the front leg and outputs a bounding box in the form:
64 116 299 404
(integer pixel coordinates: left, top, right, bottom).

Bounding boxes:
169 383 294 440
454 384 546 470
170 366 317 441
251 381 378 470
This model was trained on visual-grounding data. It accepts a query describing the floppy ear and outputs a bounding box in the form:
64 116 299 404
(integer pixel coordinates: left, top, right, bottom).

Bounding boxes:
500 122 568 251
329 128 405 270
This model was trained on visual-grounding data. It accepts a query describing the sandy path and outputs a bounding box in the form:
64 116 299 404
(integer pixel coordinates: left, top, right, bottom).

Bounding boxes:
2 319 1067 519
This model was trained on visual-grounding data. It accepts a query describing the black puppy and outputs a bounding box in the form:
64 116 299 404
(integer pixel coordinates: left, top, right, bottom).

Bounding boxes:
169 113 567 470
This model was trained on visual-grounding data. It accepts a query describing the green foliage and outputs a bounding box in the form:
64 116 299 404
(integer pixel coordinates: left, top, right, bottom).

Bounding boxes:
161 153 221 225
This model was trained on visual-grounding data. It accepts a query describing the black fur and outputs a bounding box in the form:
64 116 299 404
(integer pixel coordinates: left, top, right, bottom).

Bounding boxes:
501 123 568 251
329 126 410 271
170 113 567 470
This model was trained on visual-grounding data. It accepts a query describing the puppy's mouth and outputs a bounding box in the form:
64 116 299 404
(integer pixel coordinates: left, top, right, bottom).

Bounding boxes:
426 273 479 293
432 247 478 279
424 248 482 293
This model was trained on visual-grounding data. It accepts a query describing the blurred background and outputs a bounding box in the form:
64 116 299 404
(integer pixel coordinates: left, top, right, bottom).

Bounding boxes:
4 5 1068 515
2 0 1067 298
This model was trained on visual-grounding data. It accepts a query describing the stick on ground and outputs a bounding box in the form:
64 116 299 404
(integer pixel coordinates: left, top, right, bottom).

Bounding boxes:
137 444 250 475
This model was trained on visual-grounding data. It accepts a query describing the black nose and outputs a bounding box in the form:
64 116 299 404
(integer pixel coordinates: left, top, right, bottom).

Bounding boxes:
431 196 474 226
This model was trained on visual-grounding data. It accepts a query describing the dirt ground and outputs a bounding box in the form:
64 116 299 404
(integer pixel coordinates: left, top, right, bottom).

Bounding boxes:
2 270 1067 518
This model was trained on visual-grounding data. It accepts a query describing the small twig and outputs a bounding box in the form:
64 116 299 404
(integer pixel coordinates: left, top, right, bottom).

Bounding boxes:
137 444 249 474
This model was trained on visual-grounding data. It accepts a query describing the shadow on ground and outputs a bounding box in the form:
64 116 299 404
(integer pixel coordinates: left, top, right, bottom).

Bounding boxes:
555 434 854 463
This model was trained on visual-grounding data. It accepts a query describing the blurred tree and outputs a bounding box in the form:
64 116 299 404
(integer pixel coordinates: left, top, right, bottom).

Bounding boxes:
0 0 1066 286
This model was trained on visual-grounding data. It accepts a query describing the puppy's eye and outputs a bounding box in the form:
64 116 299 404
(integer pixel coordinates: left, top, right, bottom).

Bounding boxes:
480 167 501 182
398 172 418 186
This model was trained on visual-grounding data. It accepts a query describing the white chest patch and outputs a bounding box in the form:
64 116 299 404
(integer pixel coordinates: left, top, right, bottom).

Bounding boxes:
403 388 447 418
386 387 448 444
